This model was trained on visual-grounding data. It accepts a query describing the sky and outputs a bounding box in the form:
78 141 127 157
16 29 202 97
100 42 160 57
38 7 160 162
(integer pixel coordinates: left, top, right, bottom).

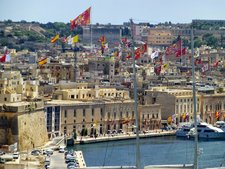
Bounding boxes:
1 0 225 25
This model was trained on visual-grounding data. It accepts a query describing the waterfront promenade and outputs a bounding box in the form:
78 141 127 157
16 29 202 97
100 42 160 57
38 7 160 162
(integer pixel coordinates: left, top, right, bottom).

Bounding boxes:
75 130 176 144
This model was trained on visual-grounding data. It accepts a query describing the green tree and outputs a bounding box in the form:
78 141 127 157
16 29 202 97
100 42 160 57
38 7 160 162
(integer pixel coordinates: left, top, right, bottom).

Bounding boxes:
202 33 218 48
194 37 204 48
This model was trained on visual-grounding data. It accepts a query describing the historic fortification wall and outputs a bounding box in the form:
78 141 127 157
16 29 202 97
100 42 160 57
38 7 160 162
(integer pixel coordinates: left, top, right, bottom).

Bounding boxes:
17 110 48 151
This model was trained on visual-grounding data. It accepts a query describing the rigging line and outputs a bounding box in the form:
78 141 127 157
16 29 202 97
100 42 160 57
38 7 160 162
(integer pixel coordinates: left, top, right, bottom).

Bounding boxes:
107 139 115 164
102 137 109 166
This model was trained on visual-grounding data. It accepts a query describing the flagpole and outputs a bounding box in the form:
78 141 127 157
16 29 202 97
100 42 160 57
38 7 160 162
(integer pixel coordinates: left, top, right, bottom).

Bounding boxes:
191 27 198 169
180 35 182 66
90 6 93 53
130 18 141 169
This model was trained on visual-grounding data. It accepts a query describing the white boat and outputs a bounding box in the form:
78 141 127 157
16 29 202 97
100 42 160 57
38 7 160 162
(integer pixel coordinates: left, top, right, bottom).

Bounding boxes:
176 122 225 139
176 123 193 137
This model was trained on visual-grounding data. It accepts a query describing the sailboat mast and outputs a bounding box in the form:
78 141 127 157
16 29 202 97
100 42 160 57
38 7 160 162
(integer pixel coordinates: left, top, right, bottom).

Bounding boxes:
130 18 141 169
191 28 198 169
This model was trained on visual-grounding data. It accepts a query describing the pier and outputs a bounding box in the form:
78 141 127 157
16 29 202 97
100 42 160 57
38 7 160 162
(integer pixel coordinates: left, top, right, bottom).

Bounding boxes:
75 130 176 144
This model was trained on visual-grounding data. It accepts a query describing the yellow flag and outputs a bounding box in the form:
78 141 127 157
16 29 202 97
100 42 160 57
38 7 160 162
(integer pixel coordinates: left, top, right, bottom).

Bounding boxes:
167 116 172 124
163 63 169 70
73 35 79 43
51 34 59 43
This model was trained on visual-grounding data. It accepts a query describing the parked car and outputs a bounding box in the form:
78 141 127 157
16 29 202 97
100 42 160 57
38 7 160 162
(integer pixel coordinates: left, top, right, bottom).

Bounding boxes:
12 152 19 159
44 149 54 155
59 146 66 153
31 150 41 156
0 151 5 156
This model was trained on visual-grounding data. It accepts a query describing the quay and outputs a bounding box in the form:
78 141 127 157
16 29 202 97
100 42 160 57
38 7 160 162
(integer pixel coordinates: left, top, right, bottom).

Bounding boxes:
74 130 176 144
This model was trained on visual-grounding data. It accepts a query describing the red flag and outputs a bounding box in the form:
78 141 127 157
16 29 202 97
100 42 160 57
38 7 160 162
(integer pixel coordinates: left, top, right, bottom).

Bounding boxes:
70 7 91 30
194 58 202 65
0 49 8 63
140 43 147 54
166 36 181 56
0 54 6 63
135 48 141 60
154 65 161 75
176 48 187 57
213 60 219 67
98 36 106 43
121 38 128 44
126 52 132 59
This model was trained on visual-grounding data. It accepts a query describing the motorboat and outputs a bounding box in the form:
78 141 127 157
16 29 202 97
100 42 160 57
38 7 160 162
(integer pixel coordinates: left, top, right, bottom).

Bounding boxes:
176 123 193 137
176 122 225 139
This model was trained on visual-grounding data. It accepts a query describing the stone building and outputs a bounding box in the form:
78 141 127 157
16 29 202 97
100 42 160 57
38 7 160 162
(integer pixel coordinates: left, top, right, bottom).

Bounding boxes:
0 101 48 151
144 87 201 124
0 70 48 151
45 83 162 137
148 28 173 47
41 63 75 83
200 93 225 124
0 71 39 103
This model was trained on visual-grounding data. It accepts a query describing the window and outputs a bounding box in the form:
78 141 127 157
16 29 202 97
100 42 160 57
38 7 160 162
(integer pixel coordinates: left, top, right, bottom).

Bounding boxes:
92 109 94 116
71 95 74 99
64 110 67 118
4 98 7 101
108 112 110 119
83 109 86 117
74 110 76 117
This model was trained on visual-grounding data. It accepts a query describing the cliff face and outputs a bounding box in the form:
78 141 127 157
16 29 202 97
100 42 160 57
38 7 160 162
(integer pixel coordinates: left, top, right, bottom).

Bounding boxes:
18 110 48 151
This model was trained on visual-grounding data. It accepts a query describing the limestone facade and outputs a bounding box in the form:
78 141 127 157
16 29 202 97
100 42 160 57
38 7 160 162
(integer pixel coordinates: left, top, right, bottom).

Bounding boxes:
0 101 48 151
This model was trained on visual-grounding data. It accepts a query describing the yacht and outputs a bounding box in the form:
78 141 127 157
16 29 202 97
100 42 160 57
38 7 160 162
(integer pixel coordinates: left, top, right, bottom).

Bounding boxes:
176 122 225 139
176 123 193 137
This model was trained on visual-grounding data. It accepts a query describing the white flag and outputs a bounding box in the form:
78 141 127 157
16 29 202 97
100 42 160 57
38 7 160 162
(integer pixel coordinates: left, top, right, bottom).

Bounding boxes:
151 51 159 59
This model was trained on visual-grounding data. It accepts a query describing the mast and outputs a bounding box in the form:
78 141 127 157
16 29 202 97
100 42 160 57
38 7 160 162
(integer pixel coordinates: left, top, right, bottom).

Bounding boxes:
191 28 198 169
130 18 141 169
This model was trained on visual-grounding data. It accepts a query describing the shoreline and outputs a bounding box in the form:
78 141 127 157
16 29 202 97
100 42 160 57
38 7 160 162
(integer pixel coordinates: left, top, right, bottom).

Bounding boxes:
73 130 176 145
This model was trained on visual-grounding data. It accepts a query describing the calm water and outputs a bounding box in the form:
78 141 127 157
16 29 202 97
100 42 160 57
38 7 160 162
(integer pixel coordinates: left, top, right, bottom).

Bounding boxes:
71 136 225 169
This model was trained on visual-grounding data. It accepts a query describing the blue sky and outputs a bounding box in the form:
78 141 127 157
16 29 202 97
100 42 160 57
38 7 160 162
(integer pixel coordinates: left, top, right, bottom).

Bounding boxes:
1 0 225 24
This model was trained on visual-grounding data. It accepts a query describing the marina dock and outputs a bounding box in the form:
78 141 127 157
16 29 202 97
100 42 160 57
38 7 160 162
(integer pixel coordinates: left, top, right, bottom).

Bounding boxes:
75 130 176 144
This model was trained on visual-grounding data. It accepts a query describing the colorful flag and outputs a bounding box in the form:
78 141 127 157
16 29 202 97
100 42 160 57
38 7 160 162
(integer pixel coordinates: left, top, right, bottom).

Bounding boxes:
154 65 161 75
135 48 141 60
70 7 91 30
165 36 181 56
67 35 73 45
0 49 9 63
38 57 48 66
51 34 59 43
5 53 11 62
98 36 106 43
194 58 202 65
151 51 159 59
73 35 79 43
167 116 172 124
162 63 169 70
213 60 219 67
201 64 209 72
176 48 187 57
140 43 147 54
61 37 67 43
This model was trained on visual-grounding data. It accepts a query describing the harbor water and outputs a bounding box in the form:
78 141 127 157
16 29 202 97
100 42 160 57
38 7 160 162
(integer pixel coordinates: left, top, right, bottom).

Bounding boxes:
70 136 225 169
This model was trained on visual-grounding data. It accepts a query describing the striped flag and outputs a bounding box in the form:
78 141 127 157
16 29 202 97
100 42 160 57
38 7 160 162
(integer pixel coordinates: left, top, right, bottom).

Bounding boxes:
38 57 48 66
51 34 59 43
